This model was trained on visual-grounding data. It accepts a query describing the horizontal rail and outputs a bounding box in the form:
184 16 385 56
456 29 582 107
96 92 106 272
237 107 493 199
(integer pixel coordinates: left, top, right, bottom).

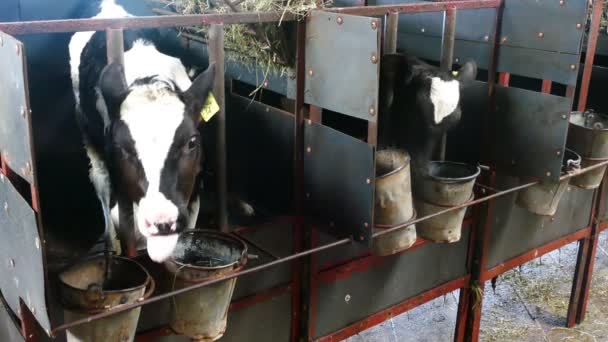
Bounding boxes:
325 0 501 16
0 12 298 35
49 158 608 334
0 0 501 36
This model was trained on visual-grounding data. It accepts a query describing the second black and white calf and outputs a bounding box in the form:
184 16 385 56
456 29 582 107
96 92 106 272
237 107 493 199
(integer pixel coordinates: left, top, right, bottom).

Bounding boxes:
69 0 214 262
378 53 477 171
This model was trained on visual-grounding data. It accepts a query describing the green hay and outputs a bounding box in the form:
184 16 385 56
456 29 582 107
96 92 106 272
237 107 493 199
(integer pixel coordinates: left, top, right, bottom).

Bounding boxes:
168 0 332 77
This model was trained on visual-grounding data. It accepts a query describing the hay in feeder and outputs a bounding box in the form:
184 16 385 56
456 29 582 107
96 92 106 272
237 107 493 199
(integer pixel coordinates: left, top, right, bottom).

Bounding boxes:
167 0 332 76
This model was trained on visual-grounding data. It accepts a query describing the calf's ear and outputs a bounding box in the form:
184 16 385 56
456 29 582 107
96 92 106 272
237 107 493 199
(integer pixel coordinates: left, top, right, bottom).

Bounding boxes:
99 63 129 117
456 59 478 85
183 63 216 123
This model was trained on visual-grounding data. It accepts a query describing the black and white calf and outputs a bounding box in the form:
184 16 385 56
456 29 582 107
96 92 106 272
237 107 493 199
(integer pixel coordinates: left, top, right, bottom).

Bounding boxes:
69 0 214 262
378 53 477 171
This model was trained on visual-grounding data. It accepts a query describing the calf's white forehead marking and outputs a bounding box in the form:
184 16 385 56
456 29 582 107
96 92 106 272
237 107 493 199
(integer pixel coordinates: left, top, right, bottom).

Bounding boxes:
120 85 185 193
428 77 460 124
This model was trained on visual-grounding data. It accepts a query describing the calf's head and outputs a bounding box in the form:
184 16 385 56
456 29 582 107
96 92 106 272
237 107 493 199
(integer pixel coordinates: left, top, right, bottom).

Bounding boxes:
98 62 215 262
380 53 477 169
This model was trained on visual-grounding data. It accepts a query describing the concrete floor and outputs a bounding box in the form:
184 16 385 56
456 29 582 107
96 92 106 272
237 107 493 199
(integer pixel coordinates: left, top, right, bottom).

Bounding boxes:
345 231 608 342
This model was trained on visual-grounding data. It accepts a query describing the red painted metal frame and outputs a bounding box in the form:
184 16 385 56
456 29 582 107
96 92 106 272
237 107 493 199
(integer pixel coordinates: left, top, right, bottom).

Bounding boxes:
483 227 592 282
577 0 604 112
313 276 470 342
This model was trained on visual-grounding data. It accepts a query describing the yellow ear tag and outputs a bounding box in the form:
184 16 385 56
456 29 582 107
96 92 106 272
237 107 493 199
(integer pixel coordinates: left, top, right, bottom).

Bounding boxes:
452 71 459 77
200 93 220 122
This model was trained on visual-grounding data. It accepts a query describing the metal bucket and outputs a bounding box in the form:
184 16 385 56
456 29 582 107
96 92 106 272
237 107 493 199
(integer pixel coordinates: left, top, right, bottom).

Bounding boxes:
516 149 581 216
372 210 417 256
164 230 247 341
571 156 608 190
414 161 480 206
415 195 472 243
58 255 155 342
374 149 414 225
567 111 608 158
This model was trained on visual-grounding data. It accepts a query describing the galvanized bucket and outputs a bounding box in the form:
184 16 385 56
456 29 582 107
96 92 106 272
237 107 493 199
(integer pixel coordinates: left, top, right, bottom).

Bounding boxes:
164 230 247 341
571 156 608 190
414 161 480 206
58 255 155 342
567 111 608 158
516 149 581 216
374 149 414 226
415 195 471 243
373 210 417 256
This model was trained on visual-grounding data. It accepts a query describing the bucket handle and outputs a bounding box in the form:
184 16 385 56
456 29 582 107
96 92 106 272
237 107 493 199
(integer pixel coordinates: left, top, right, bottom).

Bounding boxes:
139 275 156 302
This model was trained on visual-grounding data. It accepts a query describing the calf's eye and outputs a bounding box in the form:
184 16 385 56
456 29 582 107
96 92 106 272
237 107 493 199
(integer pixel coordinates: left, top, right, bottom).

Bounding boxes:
187 136 199 152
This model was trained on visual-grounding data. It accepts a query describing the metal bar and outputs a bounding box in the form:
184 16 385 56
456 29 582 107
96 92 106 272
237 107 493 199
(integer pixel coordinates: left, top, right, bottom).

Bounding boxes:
483 227 591 281
0 12 298 35
207 24 228 233
232 231 280 260
437 7 457 161
576 176 607 323
464 3 503 340
440 8 457 72
325 0 501 16
314 276 470 342
309 106 323 123
497 72 510 86
577 0 604 112
105 28 124 65
383 12 399 54
541 79 552 94
292 20 308 342
567 234 591 327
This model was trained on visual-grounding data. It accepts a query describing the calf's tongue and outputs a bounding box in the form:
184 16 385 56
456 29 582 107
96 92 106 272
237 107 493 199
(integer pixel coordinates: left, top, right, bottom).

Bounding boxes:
147 234 179 263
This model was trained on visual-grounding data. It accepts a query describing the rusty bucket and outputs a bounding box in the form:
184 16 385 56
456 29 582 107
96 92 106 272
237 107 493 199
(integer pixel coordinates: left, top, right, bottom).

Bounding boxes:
58 255 155 342
414 161 480 206
567 111 608 159
415 195 471 243
571 156 608 190
164 230 247 341
374 149 414 226
516 149 581 216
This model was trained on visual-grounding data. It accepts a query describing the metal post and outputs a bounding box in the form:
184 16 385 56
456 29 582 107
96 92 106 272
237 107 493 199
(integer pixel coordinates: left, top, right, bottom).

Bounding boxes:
384 12 399 54
293 20 309 342
208 24 228 233
436 7 457 161
577 0 604 112
106 28 137 258
105 28 124 65
463 2 502 341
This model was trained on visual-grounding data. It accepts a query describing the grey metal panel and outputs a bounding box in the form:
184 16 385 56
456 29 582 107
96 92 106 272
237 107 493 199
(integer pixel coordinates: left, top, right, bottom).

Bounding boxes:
397 32 581 85
486 175 593 269
375 0 586 55
232 223 293 301
0 31 35 184
226 94 294 214
315 229 368 268
313 229 469 338
0 176 50 334
493 85 572 182
305 10 380 122
149 293 292 342
304 122 375 243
